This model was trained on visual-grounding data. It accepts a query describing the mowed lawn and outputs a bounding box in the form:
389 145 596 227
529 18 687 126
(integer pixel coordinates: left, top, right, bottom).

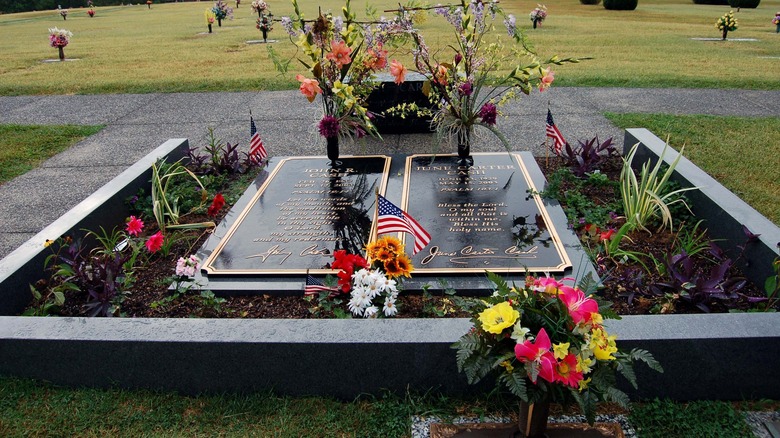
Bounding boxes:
0 0 779 94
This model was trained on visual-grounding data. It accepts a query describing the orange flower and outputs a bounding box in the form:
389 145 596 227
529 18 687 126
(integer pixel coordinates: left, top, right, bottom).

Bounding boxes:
539 68 554 92
389 60 407 85
326 40 352 68
364 44 388 70
296 74 321 103
434 64 448 85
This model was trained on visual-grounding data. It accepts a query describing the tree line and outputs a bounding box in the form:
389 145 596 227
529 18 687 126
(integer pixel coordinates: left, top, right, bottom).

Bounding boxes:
0 0 192 14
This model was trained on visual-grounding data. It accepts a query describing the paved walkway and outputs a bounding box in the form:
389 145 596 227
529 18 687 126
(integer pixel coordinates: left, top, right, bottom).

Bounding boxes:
0 88 778 259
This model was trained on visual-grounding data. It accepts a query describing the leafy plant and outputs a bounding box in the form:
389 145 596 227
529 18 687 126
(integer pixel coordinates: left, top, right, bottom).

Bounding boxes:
620 142 695 233
671 221 712 259
561 136 618 177
150 159 215 233
187 128 261 176
304 279 349 319
534 167 620 229
654 246 747 312
749 255 780 311
192 291 227 317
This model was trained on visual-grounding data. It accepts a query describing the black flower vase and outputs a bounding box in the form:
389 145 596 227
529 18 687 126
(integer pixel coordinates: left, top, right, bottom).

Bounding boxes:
457 129 473 166
218 18 222 27
518 401 550 438
533 18 538 29
208 23 213 33
326 136 339 164
261 28 268 42
58 47 65 61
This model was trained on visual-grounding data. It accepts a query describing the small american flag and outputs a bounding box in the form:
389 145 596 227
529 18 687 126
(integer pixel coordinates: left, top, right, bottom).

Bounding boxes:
376 194 431 255
249 114 268 163
545 109 566 156
304 275 338 296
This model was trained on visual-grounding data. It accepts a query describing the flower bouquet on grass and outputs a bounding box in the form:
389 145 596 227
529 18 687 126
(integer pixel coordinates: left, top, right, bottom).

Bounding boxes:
716 11 738 40
49 27 72 61
529 4 547 28
212 0 233 27
772 12 779 32
251 0 268 17
391 1 580 164
453 272 662 435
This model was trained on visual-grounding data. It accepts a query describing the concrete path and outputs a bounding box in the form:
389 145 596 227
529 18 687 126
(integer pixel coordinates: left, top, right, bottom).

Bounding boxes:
0 87 778 259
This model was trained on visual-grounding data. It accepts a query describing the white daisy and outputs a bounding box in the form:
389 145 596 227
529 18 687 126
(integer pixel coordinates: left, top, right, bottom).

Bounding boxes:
364 306 379 318
383 296 398 317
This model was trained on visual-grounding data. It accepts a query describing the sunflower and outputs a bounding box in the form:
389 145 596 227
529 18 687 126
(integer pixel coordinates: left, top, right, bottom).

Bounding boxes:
383 258 402 277
394 254 414 278
375 247 394 263
380 235 404 255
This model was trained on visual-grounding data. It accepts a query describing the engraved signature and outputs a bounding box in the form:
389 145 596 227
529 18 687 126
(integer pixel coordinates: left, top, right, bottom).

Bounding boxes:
420 245 538 266
246 244 332 265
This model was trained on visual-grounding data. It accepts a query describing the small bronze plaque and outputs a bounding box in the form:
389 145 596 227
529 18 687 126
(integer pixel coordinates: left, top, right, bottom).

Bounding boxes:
400 154 571 274
201 156 391 275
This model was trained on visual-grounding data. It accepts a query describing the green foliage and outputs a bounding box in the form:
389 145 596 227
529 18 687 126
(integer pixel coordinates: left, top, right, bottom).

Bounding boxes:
0 124 103 185
620 143 695 234
603 0 638 10
303 278 350 318
630 399 753 438
535 168 621 229
150 160 214 233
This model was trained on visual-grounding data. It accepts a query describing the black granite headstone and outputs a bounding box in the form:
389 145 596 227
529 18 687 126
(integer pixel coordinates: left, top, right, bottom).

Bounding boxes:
397 154 572 273
201 156 391 275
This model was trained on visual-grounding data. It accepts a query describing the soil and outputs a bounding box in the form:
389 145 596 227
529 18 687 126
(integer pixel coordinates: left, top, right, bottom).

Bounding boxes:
49 156 767 319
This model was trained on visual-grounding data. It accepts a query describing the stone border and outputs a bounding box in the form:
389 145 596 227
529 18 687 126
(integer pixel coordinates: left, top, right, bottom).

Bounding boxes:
1 134 780 401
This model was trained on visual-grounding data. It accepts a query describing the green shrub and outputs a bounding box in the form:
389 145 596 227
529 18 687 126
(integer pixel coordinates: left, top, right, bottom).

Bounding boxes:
604 0 638 10
728 0 761 8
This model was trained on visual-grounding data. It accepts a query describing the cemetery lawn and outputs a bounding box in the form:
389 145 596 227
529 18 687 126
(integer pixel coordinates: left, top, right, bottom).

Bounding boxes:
0 375 768 437
0 124 104 185
605 113 780 225
0 0 779 95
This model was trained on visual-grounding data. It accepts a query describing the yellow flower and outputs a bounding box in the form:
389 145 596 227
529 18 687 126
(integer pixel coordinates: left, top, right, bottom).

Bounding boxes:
478 301 519 334
44 239 54 247
576 353 594 374
553 342 570 360
590 327 618 361
332 81 354 99
578 377 592 392
499 360 514 373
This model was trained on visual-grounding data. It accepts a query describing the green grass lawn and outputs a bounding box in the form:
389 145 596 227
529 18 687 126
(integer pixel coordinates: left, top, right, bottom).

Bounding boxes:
0 0 778 95
604 113 780 225
0 124 104 185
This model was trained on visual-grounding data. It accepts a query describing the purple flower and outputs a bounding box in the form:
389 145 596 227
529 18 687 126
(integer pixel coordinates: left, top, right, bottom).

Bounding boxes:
504 14 517 37
458 81 473 96
478 102 497 126
454 52 462 65
319 115 340 138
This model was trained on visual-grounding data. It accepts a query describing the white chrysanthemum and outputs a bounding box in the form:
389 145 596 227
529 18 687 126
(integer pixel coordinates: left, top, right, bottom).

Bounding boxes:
383 296 398 317
351 286 372 309
366 281 382 300
385 278 398 294
352 268 371 286
348 295 364 316
373 273 389 291
364 306 379 318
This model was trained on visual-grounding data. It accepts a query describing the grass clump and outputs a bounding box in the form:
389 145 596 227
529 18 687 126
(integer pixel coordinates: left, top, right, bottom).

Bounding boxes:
0 124 104 185
605 113 780 225
630 398 753 437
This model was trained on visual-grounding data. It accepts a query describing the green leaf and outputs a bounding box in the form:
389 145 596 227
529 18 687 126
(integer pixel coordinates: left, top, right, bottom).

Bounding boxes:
605 387 630 408
630 348 664 373
498 371 528 399
616 361 637 389
53 291 65 307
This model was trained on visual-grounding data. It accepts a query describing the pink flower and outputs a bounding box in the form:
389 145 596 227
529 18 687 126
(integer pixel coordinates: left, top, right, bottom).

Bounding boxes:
207 193 225 217
458 81 473 97
326 40 352 67
318 115 340 138
478 103 497 126
554 353 584 388
389 60 407 85
125 216 144 236
145 231 164 253
434 64 448 85
539 68 555 92
514 328 556 383
296 74 321 103
559 287 600 325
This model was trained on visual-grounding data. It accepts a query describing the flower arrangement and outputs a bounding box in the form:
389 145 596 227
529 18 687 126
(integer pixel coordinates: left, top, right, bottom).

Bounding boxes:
58 8 68 20
773 12 780 32
530 4 547 27
87 9 95 17
205 9 216 32
716 10 738 40
49 27 72 61
454 273 662 426
329 235 413 318
251 0 268 15
284 0 402 146
394 1 578 164
212 0 234 26
146 0 152 9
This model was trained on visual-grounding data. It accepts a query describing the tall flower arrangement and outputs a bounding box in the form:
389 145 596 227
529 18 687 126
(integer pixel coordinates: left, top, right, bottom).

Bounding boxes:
49 27 72 61
529 4 547 28
58 8 68 20
716 10 738 40
212 0 234 26
284 0 400 145
393 1 578 164
454 273 662 429
251 0 268 17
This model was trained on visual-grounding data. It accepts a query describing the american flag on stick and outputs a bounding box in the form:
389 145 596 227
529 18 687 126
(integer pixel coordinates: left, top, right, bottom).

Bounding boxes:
376 194 431 255
545 109 566 156
304 274 338 296
249 113 268 163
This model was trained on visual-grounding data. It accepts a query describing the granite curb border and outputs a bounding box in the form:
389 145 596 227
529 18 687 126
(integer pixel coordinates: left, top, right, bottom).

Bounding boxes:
1 133 779 401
